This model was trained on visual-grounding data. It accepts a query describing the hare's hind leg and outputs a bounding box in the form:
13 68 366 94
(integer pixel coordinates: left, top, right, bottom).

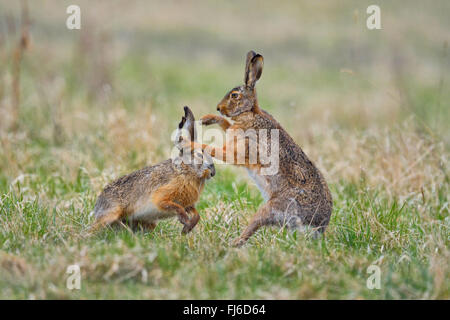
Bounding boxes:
232 201 276 247
89 207 123 234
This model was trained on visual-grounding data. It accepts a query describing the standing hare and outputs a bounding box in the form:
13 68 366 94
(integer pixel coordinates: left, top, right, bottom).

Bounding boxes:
187 51 332 246
91 106 215 234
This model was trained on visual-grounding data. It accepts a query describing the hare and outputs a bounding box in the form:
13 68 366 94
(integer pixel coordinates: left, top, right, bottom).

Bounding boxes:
91 106 215 234
186 51 332 246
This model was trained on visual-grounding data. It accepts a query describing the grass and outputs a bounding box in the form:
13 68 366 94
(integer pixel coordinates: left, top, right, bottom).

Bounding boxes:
0 0 449 299
0 171 447 299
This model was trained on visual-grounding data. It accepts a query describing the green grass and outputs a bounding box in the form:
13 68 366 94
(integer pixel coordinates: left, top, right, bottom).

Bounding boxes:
0 168 448 299
0 0 449 299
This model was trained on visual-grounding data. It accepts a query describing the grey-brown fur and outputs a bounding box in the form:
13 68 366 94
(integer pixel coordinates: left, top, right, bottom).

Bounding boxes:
94 159 175 217
232 109 332 231
199 50 332 246
92 106 215 234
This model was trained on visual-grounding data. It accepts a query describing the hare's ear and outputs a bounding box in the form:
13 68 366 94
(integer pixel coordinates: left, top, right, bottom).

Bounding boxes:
244 51 264 89
175 106 196 150
182 106 196 142
244 50 257 84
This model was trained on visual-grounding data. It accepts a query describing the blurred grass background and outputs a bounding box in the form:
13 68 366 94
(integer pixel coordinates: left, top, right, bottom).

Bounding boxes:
0 0 448 299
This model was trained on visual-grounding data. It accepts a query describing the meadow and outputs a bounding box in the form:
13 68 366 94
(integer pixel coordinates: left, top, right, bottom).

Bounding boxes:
0 0 448 299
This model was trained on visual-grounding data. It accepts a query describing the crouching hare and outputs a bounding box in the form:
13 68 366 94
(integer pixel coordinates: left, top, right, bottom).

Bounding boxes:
188 51 332 246
91 106 215 234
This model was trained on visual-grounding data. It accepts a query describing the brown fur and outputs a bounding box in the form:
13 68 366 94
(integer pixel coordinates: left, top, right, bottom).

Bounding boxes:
91 107 215 235
195 51 333 246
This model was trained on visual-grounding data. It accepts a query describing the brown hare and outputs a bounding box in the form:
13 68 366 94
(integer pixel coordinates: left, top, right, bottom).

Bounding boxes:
186 51 332 246
91 106 215 234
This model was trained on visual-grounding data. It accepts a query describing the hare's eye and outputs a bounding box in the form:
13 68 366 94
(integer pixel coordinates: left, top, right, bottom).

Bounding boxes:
231 92 239 99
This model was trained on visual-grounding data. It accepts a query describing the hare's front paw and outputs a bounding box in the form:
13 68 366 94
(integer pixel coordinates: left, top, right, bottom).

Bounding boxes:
181 223 194 234
181 219 194 234
178 213 189 226
231 237 247 248
201 114 222 126
181 217 200 235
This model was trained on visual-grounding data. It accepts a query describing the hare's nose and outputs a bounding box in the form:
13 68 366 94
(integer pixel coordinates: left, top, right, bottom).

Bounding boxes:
209 164 216 177
216 107 220 111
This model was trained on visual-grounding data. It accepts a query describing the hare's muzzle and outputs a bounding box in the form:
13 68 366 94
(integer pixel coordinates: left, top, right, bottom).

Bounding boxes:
217 103 226 115
209 164 215 177
217 105 227 117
